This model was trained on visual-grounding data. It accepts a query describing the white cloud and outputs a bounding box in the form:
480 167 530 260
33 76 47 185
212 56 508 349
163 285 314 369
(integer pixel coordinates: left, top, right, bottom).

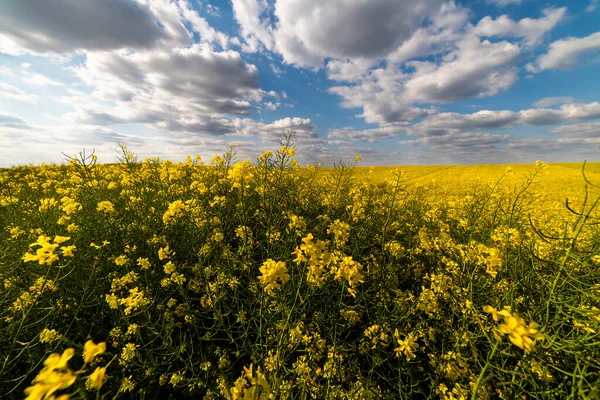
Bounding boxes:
328 126 403 142
234 117 318 141
0 82 38 103
486 0 522 7
387 2 470 64
586 0 599 13
177 0 230 47
404 37 520 103
231 0 274 52
264 101 279 110
550 122 600 137
337 102 600 143
0 112 30 129
270 63 284 76
0 0 166 55
408 110 519 137
272 0 444 67
474 7 566 46
68 44 263 134
206 4 220 16
326 60 371 82
23 73 63 86
419 131 510 155
527 32 600 72
533 96 574 107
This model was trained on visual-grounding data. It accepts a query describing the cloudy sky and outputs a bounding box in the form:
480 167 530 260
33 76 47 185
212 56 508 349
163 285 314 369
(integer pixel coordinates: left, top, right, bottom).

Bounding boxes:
1 0 600 167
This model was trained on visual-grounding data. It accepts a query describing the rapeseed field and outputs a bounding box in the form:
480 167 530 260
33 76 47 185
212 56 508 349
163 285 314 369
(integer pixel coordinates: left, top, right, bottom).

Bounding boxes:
1 135 599 399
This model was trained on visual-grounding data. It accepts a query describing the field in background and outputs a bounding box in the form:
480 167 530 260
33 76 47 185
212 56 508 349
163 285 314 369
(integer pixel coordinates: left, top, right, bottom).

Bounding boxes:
356 162 600 198
1 143 599 399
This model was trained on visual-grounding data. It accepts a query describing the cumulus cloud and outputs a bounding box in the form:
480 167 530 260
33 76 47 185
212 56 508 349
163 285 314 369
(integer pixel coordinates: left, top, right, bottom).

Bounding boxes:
328 126 404 142
0 82 38 103
586 0 599 13
0 0 166 55
0 112 30 129
65 44 266 135
22 73 64 86
177 0 231 47
272 0 444 67
527 32 600 72
339 102 600 143
329 35 519 127
264 102 279 110
474 7 566 46
550 122 600 138
235 117 319 141
419 131 510 154
486 0 522 7
408 110 520 137
76 45 261 113
404 37 520 103
387 2 470 64
508 137 600 155
533 96 574 108
231 0 274 52
326 60 371 83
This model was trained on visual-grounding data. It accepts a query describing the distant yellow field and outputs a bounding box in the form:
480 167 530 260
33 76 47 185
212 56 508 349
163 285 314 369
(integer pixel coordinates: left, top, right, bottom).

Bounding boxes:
349 162 600 210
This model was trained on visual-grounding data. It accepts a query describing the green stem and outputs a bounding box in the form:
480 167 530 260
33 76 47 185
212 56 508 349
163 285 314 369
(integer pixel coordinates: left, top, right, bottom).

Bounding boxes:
471 338 501 400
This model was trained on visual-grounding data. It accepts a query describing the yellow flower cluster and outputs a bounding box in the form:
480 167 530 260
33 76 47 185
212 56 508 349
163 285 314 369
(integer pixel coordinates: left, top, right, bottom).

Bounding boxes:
25 340 107 399
393 330 419 361
223 364 271 400
327 219 350 247
96 200 115 213
293 233 333 286
258 259 289 295
162 200 190 225
484 306 545 352
39 328 62 344
22 235 73 265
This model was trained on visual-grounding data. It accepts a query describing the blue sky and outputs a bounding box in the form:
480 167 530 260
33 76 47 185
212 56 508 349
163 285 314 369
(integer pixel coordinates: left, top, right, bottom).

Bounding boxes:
1 0 600 166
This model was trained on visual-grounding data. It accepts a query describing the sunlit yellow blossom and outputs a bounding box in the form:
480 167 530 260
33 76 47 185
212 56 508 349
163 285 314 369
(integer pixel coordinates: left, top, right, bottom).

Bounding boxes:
119 376 135 393
24 348 76 400
97 201 115 213
120 343 138 365
114 255 128 266
86 367 107 390
22 235 62 265
83 340 106 363
393 330 419 361
258 259 289 295
39 328 61 344
60 245 76 257
137 257 151 270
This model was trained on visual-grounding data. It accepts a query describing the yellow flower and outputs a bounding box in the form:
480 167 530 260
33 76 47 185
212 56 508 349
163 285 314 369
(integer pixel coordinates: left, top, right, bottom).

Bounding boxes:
258 259 289 295
39 328 61 344
66 223 79 233
483 305 511 322
114 255 128 266
97 201 115 213
22 235 61 265
120 343 138 365
119 376 135 393
86 367 107 390
53 236 71 244
498 314 545 353
83 340 106 363
25 349 76 400
60 245 76 257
